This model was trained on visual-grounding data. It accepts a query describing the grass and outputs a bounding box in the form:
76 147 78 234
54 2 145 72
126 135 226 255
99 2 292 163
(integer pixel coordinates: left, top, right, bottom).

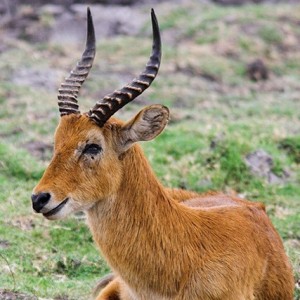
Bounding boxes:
279 136 300 163
0 1 300 299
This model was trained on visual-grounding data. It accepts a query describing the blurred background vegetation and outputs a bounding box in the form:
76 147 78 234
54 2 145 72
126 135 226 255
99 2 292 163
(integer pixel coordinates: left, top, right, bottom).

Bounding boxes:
0 0 299 299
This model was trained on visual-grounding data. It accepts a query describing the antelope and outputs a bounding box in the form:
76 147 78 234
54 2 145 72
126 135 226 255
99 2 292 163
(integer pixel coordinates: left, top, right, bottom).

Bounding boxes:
32 8 294 300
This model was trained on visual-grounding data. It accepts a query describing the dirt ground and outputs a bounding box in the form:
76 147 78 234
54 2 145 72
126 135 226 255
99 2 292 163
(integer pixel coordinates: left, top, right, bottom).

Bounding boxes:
0 289 37 300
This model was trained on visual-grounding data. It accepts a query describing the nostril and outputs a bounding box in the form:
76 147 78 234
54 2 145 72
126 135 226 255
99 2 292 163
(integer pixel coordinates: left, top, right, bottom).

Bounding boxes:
31 192 50 204
31 193 38 202
31 192 51 213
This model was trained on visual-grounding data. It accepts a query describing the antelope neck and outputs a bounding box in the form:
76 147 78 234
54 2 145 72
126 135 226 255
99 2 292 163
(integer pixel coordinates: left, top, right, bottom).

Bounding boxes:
87 145 199 296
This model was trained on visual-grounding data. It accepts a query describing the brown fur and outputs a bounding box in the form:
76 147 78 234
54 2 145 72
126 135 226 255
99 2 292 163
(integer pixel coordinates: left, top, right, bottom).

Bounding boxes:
94 190 267 299
33 106 294 300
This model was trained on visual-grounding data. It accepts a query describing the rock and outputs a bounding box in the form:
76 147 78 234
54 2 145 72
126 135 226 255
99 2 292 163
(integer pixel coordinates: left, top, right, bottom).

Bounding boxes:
246 59 269 81
245 149 273 177
268 172 283 185
245 149 289 184
0 240 10 249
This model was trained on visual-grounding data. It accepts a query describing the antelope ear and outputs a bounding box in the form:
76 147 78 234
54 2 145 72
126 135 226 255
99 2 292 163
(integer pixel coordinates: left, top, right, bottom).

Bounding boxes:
118 104 169 153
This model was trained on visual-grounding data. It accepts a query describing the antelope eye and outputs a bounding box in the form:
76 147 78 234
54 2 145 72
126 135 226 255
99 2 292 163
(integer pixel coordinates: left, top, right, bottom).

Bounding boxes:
83 144 102 155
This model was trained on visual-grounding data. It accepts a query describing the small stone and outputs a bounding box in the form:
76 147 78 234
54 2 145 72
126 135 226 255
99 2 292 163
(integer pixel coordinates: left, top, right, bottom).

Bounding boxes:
0 240 10 249
245 150 289 184
246 59 269 81
245 149 273 178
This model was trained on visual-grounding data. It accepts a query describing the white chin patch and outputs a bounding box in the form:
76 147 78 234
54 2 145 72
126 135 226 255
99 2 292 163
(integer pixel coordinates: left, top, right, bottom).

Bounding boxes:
43 201 74 220
43 198 92 220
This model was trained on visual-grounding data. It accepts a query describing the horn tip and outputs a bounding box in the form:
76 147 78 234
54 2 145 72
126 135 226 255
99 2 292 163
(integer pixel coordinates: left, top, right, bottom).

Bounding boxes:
87 7 93 26
151 8 156 20
150 8 159 36
86 6 96 48
150 8 161 56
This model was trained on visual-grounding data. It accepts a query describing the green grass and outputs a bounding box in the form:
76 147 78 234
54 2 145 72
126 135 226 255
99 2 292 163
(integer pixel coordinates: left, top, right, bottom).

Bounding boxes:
258 24 283 44
279 136 300 163
1 1 300 299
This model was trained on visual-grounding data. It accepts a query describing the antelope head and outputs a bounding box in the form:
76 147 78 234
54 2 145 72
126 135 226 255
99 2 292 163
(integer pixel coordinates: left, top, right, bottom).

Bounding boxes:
31 8 169 220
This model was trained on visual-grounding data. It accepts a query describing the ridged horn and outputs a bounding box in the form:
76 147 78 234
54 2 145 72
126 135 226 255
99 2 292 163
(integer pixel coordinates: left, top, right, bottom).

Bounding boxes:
58 7 96 116
88 8 161 127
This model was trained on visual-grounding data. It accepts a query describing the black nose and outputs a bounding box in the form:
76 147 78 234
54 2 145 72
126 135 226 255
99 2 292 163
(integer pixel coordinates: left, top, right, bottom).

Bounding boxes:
31 192 51 213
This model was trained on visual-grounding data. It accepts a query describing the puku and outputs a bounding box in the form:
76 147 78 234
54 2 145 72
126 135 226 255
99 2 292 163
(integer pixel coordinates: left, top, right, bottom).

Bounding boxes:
32 8 294 300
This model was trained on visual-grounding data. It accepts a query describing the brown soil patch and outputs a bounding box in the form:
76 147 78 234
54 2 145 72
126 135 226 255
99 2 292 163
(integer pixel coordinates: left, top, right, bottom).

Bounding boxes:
0 290 37 300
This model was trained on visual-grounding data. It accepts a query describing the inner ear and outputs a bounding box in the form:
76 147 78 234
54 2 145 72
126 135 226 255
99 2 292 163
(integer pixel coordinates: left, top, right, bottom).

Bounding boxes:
118 104 169 153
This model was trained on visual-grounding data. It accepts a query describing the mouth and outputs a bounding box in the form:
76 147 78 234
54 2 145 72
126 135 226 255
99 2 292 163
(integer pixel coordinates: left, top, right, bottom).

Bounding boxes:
43 198 69 217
